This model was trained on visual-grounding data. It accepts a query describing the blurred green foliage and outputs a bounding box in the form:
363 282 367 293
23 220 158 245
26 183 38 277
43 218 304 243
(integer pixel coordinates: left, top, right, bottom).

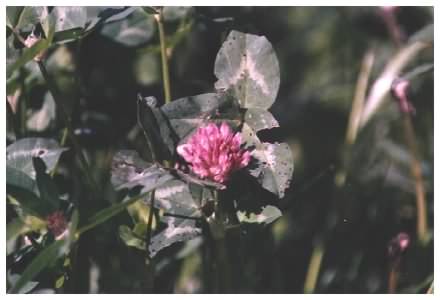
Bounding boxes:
6 6 433 293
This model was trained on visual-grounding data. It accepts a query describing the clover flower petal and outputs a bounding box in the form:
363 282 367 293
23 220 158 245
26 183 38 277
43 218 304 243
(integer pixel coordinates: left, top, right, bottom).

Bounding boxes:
177 122 251 183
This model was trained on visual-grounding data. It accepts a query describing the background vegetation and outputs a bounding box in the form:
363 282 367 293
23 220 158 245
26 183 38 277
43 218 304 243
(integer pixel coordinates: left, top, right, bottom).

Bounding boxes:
6 6 433 293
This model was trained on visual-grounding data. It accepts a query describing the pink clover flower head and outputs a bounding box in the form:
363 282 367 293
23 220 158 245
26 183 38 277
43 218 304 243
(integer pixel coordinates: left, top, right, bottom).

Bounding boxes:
177 122 251 183
46 211 68 239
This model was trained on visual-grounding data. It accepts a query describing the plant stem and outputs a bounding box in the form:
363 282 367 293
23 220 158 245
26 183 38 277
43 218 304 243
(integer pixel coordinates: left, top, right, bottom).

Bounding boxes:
50 127 68 177
37 61 98 194
18 67 28 137
401 114 429 244
303 239 325 293
155 10 172 103
388 264 398 293
345 50 375 146
209 190 232 293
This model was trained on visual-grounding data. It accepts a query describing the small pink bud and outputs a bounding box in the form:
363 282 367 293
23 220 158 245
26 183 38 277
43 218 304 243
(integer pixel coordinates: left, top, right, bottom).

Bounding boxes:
388 232 410 258
177 122 251 183
391 79 415 114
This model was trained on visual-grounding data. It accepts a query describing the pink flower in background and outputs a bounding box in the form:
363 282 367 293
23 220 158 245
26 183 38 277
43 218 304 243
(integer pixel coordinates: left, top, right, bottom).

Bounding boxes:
46 211 68 239
177 122 251 183
388 232 410 259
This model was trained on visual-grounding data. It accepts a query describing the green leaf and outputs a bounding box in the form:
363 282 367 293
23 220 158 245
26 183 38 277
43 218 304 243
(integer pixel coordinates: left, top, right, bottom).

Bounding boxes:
7 6 49 31
6 6 24 28
149 214 201 258
160 92 240 143
6 38 50 78
137 95 175 159
9 239 66 293
7 271 39 294
52 27 85 44
77 190 155 236
214 30 280 110
242 124 293 198
237 205 282 225
7 166 38 194
119 225 146 250
162 6 193 22
244 108 279 132
149 179 202 257
32 157 60 212
111 150 174 194
7 138 68 180
100 7 156 47
7 184 49 217
7 218 29 245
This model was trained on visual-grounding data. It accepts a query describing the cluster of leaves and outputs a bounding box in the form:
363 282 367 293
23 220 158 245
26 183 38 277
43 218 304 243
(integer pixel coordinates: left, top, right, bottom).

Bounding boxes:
112 30 294 257
6 6 294 293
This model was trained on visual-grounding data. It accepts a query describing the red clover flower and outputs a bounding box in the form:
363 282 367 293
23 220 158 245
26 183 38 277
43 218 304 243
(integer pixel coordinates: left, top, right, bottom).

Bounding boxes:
177 122 251 184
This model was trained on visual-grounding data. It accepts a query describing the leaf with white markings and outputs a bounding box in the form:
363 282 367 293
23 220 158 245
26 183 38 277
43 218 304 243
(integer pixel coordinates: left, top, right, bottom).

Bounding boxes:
237 205 282 225
7 138 68 180
160 92 241 144
242 124 293 198
214 30 280 109
149 179 203 257
111 150 174 194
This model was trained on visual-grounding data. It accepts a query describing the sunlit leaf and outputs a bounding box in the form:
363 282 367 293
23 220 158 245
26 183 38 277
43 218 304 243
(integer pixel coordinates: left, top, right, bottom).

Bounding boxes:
149 215 201 258
214 30 280 110
160 92 240 143
242 124 293 198
100 7 155 47
237 205 282 224
119 225 146 250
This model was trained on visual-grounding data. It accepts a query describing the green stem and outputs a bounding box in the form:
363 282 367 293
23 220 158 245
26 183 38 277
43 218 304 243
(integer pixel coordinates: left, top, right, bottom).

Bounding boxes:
50 127 68 177
210 190 232 293
304 239 325 293
155 10 172 103
37 61 98 194
18 67 28 137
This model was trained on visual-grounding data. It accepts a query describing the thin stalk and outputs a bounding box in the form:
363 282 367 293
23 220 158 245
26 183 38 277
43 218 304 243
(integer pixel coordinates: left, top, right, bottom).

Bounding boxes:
18 67 28 137
388 264 398 293
303 239 325 293
401 114 429 244
211 190 232 292
37 61 98 194
345 50 375 146
155 10 172 103
50 127 68 177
